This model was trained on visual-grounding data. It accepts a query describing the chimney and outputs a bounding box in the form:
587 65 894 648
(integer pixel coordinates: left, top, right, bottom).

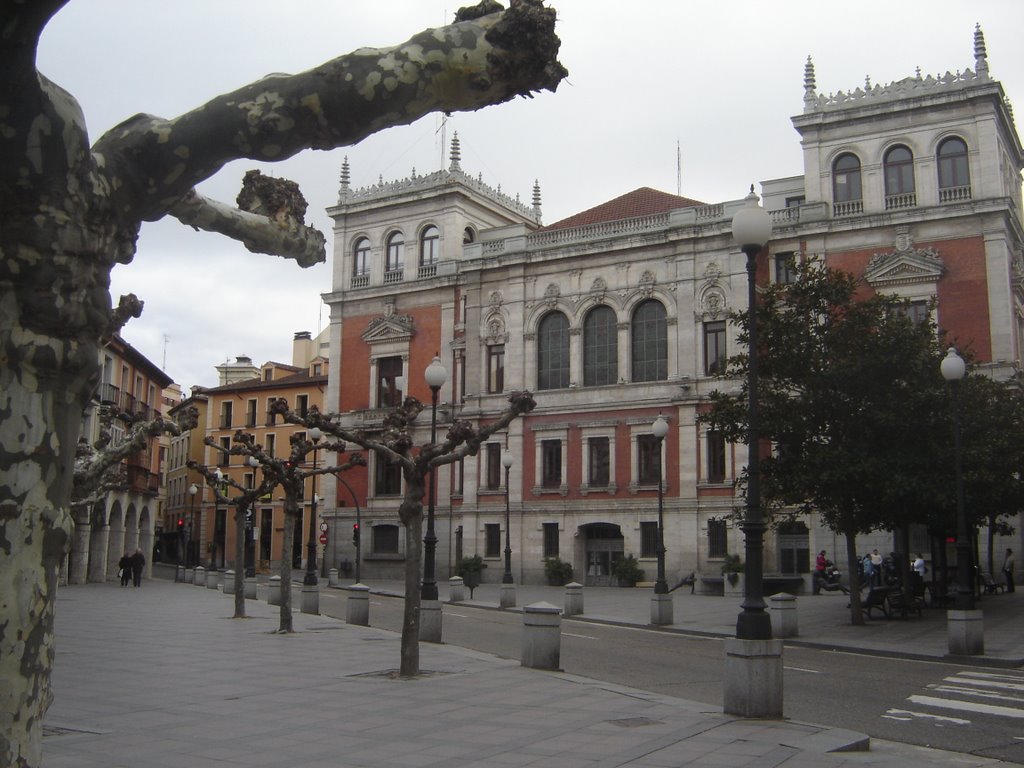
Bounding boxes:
215 355 260 385
292 331 313 368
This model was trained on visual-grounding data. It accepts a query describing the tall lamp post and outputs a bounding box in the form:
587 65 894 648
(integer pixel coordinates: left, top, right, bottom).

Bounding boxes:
304 427 322 586
212 468 224 570
421 356 447 642
650 415 672 625
500 449 517 608
246 456 259 577
723 185 781 718
188 483 198 569
940 347 984 654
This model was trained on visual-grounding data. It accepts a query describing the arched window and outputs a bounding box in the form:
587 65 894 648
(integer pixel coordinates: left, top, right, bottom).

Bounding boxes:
420 225 439 266
631 300 667 382
463 227 476 244
832 153 862 203
537 311 570 390
583 305 617 386
352 237 370 277
385 232 404 274
937 137 970 193
883 146 915 203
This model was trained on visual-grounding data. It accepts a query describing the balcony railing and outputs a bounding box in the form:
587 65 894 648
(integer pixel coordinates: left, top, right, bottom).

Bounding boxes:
939 185 972 203
351 273 369 288
98 382 120 404
383 269 404 285
884 192 917 210
418 263 438 279
832 200 864 217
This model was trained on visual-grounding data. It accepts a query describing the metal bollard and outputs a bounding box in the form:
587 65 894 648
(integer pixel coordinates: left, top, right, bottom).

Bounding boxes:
346 584 370 626
521 602 562 670
449 576 465 603
328 568 339 588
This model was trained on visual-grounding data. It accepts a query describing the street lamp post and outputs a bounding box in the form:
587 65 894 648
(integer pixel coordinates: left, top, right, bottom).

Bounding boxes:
188 483 197 569
246 456 259 577
723 185 781 718
304 427 322 587
940 347 984 655
650 414 672 625
421 356 447 642
212 468 224 570
502 450 514 584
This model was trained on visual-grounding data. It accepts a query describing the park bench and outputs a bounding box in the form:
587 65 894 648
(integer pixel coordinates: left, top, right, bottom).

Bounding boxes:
860 587 890 619
886 588 924 618
981 573 1006 594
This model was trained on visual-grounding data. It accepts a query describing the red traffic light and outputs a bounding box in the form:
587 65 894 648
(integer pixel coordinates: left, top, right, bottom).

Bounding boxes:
177 518 185 528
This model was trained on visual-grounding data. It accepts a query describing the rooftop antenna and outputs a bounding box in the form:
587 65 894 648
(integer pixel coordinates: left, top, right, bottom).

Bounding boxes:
162 334 169 370
676 140 682 196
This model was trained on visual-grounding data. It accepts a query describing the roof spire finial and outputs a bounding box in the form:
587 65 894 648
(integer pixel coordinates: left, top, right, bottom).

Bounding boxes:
803 56 818 112
532 179 542 222
338 156 351 200
449 131 462 172
974 23 989 78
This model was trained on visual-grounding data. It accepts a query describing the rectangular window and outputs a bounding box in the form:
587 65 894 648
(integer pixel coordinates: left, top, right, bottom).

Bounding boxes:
703 321 727 376
484 523 501 557
265 433 276 458
774 252 797 285
588 436 610 487
260 509 272 561
543 522 560 558
454 458 465 496
640 521 659 558
220 401 233 429
377 356 403 408
218 437 231 466
707 431 726 483
487 344 505 394
374 456 402 496
296 394 309 418
541 439 562 489
373 524 400 554
637 434 660 486
247 399 258 428
485 443 502 490
708 519 728 559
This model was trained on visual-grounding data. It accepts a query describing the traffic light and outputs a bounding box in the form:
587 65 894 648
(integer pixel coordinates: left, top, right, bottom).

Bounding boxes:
352 523 360 547
177 518 185 530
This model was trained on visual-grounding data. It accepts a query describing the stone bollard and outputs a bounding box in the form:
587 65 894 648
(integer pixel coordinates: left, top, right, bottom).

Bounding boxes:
222 570 236 594
346 584 370 626
267 575 282 606
185 567 195 584
244 576 257 600
769 592 798 638
521 602 562 670
448 576 465 603
206 570 221 590
300 583 319 615
500 583 517 609
328 568 339 588
194 566 206 587
563 582 584 616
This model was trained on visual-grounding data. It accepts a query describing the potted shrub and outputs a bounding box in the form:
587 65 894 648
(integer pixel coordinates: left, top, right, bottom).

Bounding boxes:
721 553 744 586
543 556 573 586
455 555 485 590
612 554 644 587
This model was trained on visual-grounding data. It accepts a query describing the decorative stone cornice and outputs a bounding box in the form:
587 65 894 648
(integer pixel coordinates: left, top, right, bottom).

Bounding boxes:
864 246 944 288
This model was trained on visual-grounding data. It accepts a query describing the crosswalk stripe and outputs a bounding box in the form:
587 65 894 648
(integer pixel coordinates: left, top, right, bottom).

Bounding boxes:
883 708 970 725
945 675 1024 692
932 684 1024 705
908 695 1024 719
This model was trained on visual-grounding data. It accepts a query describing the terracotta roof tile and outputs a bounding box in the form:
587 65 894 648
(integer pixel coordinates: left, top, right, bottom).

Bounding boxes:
540 187 704 231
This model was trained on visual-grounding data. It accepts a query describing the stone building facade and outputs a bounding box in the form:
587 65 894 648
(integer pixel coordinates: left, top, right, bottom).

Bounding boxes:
319 27 1023 586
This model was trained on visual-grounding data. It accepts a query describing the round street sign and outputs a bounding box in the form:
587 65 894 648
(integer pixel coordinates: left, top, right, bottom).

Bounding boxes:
319 521 329 533
319 532 329 544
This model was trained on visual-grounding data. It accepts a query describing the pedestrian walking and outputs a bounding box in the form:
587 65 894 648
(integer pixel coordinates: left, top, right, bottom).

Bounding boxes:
862 553 874 587
118 553 131 587
1003 548 1016 593
870 549 883 586
129 548 146 587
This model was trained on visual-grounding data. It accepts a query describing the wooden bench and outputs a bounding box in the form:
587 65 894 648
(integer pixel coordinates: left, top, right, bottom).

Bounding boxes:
886 588 924 618
861 587 890 619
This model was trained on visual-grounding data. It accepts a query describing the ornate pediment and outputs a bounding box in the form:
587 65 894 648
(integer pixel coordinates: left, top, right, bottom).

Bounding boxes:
362 312 416 345
864 246 944 288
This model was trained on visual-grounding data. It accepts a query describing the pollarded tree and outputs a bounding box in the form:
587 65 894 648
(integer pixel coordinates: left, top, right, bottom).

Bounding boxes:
702 258 950 624
0 4 564 763
271 390 536 677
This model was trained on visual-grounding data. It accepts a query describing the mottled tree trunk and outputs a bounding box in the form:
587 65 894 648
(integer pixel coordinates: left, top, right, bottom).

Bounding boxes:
233 504 246 618
399 494 425 678
844 528 864 625
279 508 296 632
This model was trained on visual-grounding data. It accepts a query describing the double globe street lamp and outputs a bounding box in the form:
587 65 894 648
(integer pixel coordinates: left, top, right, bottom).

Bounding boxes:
650 414 672 625
500 449 516 608
421 356 448 642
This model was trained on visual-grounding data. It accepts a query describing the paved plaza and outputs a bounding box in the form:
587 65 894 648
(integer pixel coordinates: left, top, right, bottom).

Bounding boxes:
41 574 1022 767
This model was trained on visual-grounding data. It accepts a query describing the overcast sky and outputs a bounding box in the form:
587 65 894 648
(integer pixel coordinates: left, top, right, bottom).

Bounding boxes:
36 1 1024 394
